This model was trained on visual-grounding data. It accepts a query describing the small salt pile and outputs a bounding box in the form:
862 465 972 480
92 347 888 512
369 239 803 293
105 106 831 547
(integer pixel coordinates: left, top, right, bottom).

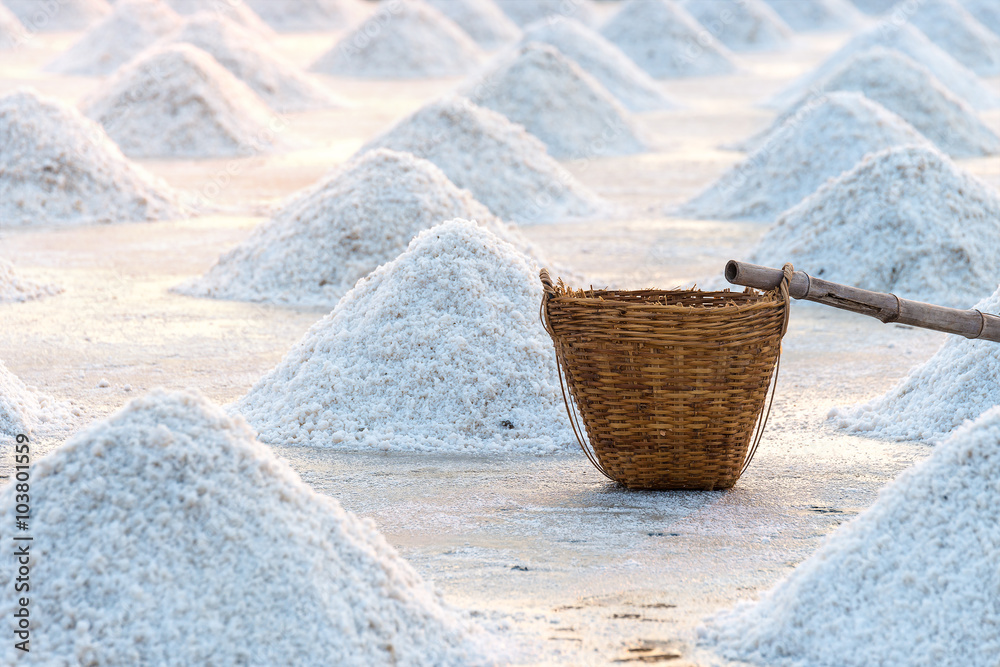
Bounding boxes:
961 0 1000 36
519 17 675 112
760 0 862 32
4 0 110 31
600 0 738 78
494 0 598 27
750 145 1000 309
162 14 339 113
46 0 182 76
0 359 66 441
677 92 930 222
679 0 792 52
849 0 896 13
236 220 574 454
360 96 603 223
0 5 26 49
81 44 281 159
0 88 181 226
702 404 1000 667
423 0 521 49
908 0 1000 76
243 0 365 31
164 0 274 35
0 389 493 665
460 43 647 159
0 259 62 303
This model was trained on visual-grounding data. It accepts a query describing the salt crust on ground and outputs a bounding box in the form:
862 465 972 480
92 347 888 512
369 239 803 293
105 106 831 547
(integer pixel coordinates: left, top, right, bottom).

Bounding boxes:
423 0 520 50
459 42 647 159
4 0 110 31
0 5 25 49
961 0 1000 35
161 14 339 113
243 0 365 31
519 18 675 112
310 1 483 79
46 0 182 76
0 389 494 665
236 220 574 454
677 92 930 222
0 359 67 442
82 44 280 159
702 405 1000 667
760 0 862 31
0 259 62 303
679 0 792 52
908 0 1000 76
600 0 738 78
494 0 598 27
766 23 1000 110
175 149 550 307
750 145 1000 309
0 88 180 226
360 96 604 223
164 0 274 35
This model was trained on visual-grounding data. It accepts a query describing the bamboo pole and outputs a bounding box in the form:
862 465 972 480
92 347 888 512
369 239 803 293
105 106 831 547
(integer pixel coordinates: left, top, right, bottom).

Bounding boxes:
725 260 1000 343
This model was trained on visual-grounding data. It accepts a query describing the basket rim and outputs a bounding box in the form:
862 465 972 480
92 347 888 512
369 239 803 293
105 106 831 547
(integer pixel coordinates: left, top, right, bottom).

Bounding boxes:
544 286 783 314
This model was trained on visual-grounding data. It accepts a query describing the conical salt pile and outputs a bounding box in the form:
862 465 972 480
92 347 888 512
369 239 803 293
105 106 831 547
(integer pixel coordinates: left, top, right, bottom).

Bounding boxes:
494 0 598 26
163 14 339 113
243 0 365 31
0 359 65 441
0 88 181 226
0 259 62 303
460 43 646 159
4 0 109 31
311 1 483 78
680 0 792 52
82 44 281 159
702 405 1000 667
236 220 574 454
0 4 26 49
519 17 675 112
849 0 896 13
164 0 274 35
909 0 1000 76
760 0 862 31
678 92 931 222
961 0 1000 35
360 97 604 223
424 0 521 49
0 389 494 665
600 0 738 78
46 0 182 76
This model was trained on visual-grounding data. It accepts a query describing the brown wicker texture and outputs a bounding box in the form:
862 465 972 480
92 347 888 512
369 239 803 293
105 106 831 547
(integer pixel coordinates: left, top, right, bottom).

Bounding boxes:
539 267 791 490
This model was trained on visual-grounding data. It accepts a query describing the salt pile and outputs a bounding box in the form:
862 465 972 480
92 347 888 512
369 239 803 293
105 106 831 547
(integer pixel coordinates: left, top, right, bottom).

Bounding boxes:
46 0 182 76
679 0 792 52
908 0 1000 76
760 0 862 31
961 0 1000 35
600 0 738 78
4 0 110 31
164 0 274 35
311 1 483 79
494 0 598 27
519 17 675 112
424 0 521 49
0 5 26 49
0 359 66 441
702 405 1000 667
0 259 62 303
766 23 1000 111
678 92 930 222
243 0 365 31
460 43 646 159
163 14 339 113
0 389 493 665
360 96 603 223
848 0 897 13
81 44 281 159
0 88 180 226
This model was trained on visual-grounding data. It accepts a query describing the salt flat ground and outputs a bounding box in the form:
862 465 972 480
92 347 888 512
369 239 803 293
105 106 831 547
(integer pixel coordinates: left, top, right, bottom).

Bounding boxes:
1 22 999 667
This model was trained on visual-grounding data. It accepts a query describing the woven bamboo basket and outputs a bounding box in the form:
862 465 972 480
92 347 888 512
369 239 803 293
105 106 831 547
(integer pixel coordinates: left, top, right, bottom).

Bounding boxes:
539 267 792 490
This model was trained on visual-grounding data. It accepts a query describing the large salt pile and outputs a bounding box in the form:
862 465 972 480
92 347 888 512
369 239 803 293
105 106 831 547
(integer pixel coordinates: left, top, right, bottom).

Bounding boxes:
0 259 62 303
164 0 274 35
424 0 521 49
760 0 862 31
4 0 109 31
600 0 738 78
163 14 339 113
519 17 675 112
908 0 1000 76
848 0 896 13
81 44 281 159
0 88 180 226
961 0 1000 35
702 405 1000 667
236 220 574 454
0 359 64 441
0 4 25 49
766 23 1000 111
460 43 646 159
243 0 365 31
0 389 493 665
679 0 792 52
678 92 930 222
494 0 598 27
360 97 603 222
311 0 483 78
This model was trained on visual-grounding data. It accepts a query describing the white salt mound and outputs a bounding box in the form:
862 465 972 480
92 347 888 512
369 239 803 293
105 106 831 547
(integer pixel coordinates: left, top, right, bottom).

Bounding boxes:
46 0 181 76
0 88 181 226
243 0 365 31
760 0 862 31
311 0 483 78
81 44 281 159
361 96 604 223
0 358 67 441
236 220 574 454
766 23 1000 111
849 0 896 13
423 0 521 49
678 92 930 222
961 0 1000 36
600 0 738 78
0 259 62 303
162 14 339 113
750 145 1000 311
0 389 493 665
0 5 26 49
679 0 792 52
519 17 675 112
4 0 110 31
908 0 1000 76
702 405 1000 667
460 42 646 159
494 0 598 26
164 0 274 35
